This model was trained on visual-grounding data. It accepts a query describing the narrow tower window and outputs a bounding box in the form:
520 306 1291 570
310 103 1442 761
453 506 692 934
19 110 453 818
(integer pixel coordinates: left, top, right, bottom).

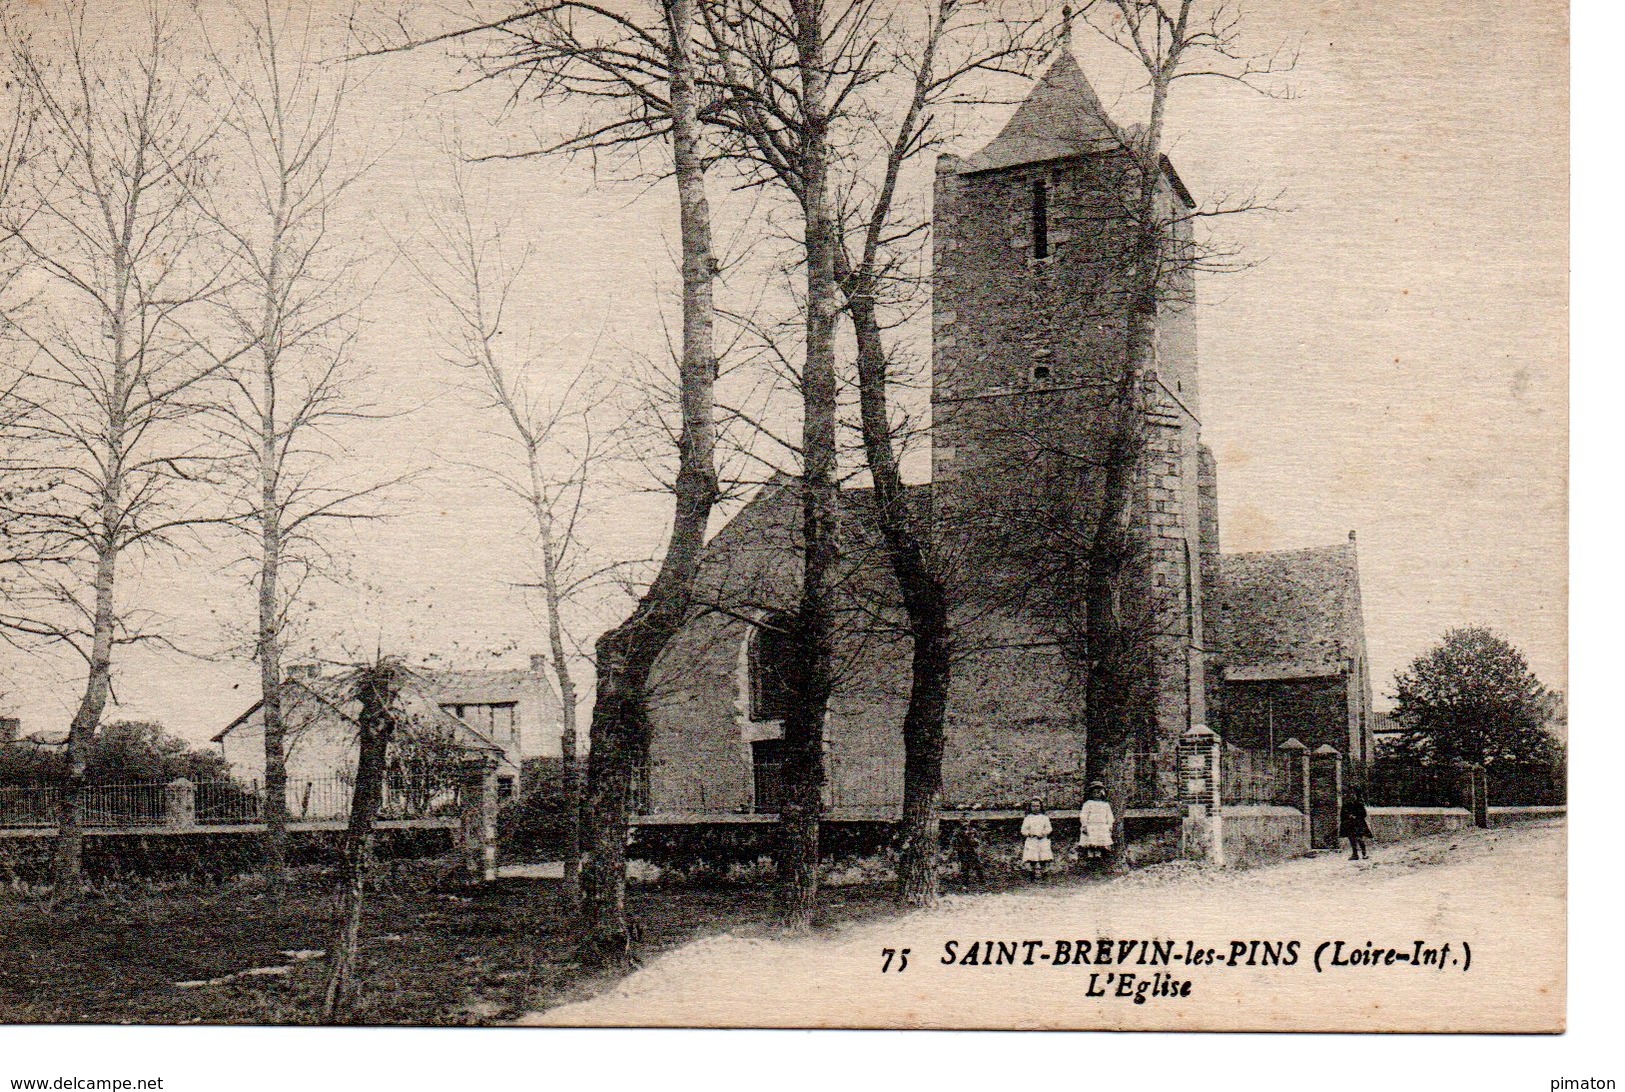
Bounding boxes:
1031 176 1049 259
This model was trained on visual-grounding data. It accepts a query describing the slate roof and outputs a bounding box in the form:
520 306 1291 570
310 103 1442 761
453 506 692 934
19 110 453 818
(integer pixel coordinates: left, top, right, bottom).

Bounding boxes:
957 50 1123 174
1213 542 1366 681
692 475 934 608
419 667 556 709
213 672 509 762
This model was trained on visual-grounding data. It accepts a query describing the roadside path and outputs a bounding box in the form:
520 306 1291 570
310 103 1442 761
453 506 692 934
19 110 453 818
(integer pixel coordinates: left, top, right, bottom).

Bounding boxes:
520 821 1565 1031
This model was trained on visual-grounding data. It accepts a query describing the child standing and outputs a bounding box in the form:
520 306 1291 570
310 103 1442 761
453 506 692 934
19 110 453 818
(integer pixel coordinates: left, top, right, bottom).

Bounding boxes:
1076 781 1115 870
1020 799 1053 881
1341 790 1372 861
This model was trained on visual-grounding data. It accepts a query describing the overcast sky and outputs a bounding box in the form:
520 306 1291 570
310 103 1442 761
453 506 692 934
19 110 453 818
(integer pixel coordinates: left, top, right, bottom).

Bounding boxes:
0 0 1566 745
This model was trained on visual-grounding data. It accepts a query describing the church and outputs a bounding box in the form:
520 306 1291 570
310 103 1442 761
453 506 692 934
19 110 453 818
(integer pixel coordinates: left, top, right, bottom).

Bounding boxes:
638 49 1375 825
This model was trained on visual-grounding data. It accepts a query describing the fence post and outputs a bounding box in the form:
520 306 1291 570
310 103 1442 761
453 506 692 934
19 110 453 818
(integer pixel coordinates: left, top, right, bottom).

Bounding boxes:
1178 725 1224 865
458 757 499 884
164 778 196 829
1454 761 1489 828
1308 745 1343 849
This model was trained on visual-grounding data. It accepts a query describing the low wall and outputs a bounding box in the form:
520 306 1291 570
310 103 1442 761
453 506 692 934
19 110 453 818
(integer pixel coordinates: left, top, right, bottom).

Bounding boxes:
1488 805 1565 827
1366 806 1474 843
1220 805 1308 869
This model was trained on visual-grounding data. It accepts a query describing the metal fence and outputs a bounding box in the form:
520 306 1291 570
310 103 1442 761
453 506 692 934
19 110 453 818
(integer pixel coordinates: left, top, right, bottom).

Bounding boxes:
1364 762 1465 808
1363 759 1566 808
1485 761 1566 807
0 775 464 830
1220 745 1297 806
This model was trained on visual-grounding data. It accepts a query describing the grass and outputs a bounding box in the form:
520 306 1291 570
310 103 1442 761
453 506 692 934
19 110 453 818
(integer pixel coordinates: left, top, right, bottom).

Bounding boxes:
0 862 914 1025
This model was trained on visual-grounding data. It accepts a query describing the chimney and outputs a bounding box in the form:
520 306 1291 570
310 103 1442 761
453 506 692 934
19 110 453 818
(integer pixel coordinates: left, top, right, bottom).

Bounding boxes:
1348 530 1357 543
0 717 18 745
529 654 547 674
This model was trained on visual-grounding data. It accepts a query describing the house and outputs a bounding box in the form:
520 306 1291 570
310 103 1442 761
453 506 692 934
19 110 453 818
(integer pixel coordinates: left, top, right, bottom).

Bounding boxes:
214 656 565 802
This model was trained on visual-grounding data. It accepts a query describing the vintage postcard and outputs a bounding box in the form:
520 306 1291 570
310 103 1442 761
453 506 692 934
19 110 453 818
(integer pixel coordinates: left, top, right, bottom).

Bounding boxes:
0 0 1565 1037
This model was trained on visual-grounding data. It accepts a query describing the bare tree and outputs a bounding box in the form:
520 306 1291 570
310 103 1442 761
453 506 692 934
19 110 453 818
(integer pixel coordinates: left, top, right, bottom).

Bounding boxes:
195 0 395 899
321 655 406 1022
357 0 725 963
1064 0 1291 856
697 0 1050 910
404 151 611 899
0 3 234 887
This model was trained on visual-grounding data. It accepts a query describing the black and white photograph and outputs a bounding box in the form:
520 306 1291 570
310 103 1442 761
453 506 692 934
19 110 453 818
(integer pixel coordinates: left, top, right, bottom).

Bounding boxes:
0 0 1575 1054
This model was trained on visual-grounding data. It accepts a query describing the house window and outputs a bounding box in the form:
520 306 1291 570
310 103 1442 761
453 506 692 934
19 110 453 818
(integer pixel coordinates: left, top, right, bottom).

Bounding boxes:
1031 176 1049 259
748 613 795 722
442 702 520 743
496 775 515 801
752 738 785 813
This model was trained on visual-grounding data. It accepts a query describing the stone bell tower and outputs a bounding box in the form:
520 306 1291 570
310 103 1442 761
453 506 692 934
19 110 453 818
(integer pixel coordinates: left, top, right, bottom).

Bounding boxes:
931 46 1212 786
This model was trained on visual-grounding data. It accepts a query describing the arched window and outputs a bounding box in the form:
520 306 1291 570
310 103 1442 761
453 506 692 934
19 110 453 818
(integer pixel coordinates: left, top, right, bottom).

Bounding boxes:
748 612 795 722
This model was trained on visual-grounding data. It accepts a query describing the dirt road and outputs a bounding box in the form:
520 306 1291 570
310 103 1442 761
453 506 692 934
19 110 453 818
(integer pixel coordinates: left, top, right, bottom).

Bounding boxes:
522 821 1564 1032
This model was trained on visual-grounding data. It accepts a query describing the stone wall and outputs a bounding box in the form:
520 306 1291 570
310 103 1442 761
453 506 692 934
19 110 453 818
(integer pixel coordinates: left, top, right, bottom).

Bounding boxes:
1488 805 1565 827
1365 806 1475 842
1220 804 1310 868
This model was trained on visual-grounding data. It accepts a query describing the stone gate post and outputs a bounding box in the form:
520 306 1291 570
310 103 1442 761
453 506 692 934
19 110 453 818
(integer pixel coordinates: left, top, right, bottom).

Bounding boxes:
1277 737 1310 841
1308 745 1343 849
1454 761 1489 828
1178 725 1224 865
164 777 196 829
458 757 500 883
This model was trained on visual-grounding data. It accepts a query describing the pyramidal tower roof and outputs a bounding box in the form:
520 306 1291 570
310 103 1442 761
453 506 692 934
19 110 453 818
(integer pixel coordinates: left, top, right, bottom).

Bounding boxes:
957 48 1125 174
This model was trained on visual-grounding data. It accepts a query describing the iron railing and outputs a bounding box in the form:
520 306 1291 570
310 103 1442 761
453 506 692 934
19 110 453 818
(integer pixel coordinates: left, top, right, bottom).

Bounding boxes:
0 775 464 830
1364 762 1466 808
1219 745 1297 806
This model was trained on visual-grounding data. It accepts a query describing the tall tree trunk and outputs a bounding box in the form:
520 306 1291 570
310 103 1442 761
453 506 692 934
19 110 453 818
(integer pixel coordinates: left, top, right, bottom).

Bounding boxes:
845 277 951 907
778 0 837 933
55 307 128 889
259 208 291 899
577 0 717 969
321 663 398 1022
529 493 580 898
1085 136 1168 864
259 392 289 897
54 541 117 890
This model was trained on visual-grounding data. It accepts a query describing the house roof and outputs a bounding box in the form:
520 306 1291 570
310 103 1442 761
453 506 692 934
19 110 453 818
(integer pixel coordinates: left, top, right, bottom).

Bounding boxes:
1213 542 1366 681
212 672 509 763
419 667 557 709
957 49 1122 174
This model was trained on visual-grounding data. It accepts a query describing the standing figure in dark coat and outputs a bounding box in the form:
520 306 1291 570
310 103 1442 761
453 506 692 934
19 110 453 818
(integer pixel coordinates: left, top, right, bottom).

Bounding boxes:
952 807 989 887
1341 790 1372 861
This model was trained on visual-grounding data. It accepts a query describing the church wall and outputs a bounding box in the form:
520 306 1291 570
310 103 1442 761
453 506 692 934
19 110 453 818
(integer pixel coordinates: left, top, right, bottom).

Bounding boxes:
941 637 1089 809
645 600 1095 813
1218 675 1352 755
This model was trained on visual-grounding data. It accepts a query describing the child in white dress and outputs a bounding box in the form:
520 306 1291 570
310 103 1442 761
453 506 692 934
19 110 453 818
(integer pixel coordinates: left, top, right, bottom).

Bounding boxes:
1077 781 1115 870
1020 798 1053 880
